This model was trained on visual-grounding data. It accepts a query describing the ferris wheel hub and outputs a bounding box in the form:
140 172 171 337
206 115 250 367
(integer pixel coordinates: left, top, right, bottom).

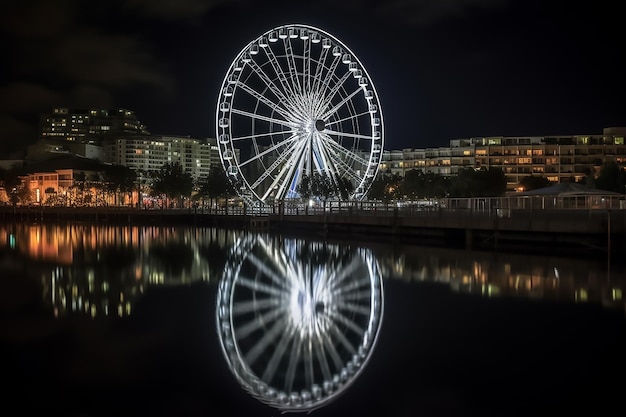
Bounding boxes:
315 119 326 132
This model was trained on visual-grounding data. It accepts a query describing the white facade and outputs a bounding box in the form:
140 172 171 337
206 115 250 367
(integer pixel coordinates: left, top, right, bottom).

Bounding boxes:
103 135 220 181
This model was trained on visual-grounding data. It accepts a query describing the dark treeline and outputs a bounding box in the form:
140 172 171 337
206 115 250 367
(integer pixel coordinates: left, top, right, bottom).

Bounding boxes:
368 162 626 202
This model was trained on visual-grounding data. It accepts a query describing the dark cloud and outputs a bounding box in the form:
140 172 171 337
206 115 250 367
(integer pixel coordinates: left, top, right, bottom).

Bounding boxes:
70 85 116 109
0 115 38 157
375 0 508 26
122 0 244 21
0 83 63 114
52 34 174 91
1 0 77 37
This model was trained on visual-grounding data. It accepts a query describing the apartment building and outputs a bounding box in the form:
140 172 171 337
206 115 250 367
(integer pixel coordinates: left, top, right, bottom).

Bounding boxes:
380 127 626 192
39 108 150 143
102 135 221 181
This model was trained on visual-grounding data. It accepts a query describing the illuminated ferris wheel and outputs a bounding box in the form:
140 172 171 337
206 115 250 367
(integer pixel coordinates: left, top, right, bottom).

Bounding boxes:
216 234 384 412
216 24 384 204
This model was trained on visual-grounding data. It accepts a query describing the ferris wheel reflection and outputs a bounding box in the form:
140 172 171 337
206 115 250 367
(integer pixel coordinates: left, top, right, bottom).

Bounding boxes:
216 234 384 412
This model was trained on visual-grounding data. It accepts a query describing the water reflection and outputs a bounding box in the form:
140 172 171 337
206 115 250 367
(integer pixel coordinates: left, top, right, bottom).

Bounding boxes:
0 223 624 319
0 223 238 317
378 245 626 311
216 234 384 412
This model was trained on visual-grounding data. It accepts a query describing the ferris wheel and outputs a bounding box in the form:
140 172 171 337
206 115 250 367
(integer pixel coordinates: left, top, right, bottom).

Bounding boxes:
216 234 384 412
216 24 384 204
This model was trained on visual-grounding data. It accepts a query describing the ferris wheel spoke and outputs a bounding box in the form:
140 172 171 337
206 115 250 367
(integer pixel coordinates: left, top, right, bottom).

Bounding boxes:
336 282 372 303
328 318 360 354
303 39 312 93
318 138 370 182
313 335 333 382
283 37 304 96
315 148 361 186
284 332 303 392
235 305 284 340
321 84 362 121
232 130 292 142
303 336 315 390
261 139 309 201
310 140 326 174
315 134 350 182
319 71 355 118
311 47 330 94
329 257 365 289
335 282 372 305
237 276 286 298
249 138 304 191
321 137 369 167
321 327 345 371
339 301 372 317
312 134 342 184
261 326 297 383
244 315 290 365
246 252 292 289
323 128 374 142
263 42 298 100
246 58 294 108
257 239 297 280
311 89 329 118
315 53 342 101
236 81 293 121
324 110 372 128
232 297 279 316
238 134 298 168
313 271 332 300
231 108 296 129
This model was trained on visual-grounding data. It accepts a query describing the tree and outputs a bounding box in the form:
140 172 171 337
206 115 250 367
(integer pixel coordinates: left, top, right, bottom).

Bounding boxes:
449 167 506 197
310 173 335 202
595 161 626 193
0 168 22 205
336 176 354 200
197 165 236 211
151 162 194 208
103 164 137 206
296 174 313 202
400 170 451 199
519 175 552 192
367 173 401 202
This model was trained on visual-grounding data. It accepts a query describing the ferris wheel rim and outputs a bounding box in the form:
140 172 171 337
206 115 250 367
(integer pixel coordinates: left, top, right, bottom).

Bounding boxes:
216 23 384 204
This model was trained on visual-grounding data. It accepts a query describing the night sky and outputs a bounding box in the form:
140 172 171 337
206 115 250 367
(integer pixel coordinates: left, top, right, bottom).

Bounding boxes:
1 0 624 158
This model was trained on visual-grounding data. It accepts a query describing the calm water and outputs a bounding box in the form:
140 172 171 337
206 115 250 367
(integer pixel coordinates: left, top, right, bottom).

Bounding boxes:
1 223 625 416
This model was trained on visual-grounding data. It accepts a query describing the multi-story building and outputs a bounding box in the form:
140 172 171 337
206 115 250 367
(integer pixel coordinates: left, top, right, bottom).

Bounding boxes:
39 108 150 143
102 135 221 182
12 155 109 206
381 127 626 192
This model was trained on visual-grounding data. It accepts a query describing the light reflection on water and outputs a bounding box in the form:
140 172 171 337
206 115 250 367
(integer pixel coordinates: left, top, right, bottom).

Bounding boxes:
0 223 624 318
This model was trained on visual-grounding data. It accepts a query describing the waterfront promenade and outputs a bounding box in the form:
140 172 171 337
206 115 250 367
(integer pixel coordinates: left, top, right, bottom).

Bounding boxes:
1 197 624 256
